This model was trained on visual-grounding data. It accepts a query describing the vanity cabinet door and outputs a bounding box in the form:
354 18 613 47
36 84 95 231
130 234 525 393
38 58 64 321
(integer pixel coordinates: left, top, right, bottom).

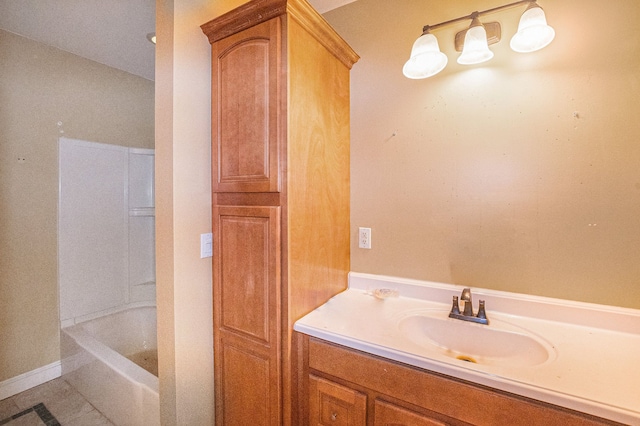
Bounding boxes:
309 375 366 426
374 400 449 426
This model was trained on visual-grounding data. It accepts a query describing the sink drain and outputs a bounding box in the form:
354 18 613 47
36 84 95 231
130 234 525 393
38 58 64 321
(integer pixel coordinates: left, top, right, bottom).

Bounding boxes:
456 355 478 364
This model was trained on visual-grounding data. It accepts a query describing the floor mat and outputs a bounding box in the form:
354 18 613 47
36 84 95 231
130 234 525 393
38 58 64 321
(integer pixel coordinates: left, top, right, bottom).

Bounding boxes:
0 403 60 426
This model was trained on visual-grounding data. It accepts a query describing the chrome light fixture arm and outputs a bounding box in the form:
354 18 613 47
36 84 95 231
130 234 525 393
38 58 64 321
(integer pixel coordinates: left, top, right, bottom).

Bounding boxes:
421 0 536 34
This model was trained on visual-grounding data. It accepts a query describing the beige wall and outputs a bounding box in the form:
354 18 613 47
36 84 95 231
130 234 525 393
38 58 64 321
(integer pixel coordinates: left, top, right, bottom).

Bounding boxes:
155 0 246 424
0 29 154 382
3 1 638 423
325 0 640 309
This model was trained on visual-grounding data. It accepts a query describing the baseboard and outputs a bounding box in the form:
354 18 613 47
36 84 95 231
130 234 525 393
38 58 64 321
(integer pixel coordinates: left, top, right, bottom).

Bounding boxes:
0 361 61 400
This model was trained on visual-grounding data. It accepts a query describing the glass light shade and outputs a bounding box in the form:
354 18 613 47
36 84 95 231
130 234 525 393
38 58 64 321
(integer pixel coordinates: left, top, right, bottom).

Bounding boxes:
457 23 494 65
403 33 448 79
510 5 555 52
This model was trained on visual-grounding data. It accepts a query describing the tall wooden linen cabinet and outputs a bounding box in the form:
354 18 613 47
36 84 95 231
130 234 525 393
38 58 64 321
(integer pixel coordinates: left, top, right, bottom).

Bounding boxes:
201 1 358 425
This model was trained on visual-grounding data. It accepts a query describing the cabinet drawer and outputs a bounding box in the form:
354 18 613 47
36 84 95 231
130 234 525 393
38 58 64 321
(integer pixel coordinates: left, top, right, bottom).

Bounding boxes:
374 399 448 426
309 375 366 426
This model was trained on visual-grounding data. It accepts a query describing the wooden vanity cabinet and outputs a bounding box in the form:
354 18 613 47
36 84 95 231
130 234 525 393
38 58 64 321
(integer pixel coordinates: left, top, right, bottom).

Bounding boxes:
201 1 358 425
299 335 623 426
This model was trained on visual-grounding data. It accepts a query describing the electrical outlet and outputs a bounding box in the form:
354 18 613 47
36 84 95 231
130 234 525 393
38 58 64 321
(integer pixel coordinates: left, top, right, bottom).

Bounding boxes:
358 227 371 249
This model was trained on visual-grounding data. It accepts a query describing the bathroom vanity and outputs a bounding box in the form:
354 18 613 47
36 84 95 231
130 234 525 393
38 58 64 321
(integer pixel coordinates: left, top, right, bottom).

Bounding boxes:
294 273 640 425
298 336 618 425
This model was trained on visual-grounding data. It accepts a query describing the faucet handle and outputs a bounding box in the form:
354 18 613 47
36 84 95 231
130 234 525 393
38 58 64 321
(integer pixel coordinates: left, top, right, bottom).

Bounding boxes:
449 295 461 316
477 300 487 320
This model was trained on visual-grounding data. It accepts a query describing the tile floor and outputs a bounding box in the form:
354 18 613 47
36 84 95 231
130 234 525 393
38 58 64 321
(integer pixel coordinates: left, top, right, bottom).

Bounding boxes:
0 378 114 426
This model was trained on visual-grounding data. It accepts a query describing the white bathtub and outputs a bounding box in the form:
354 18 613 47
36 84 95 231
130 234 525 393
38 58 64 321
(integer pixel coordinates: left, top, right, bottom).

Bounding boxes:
61 305 159 426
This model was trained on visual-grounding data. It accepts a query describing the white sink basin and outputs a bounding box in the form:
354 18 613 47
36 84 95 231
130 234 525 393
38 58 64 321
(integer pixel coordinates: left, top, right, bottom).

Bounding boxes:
397 310 555 367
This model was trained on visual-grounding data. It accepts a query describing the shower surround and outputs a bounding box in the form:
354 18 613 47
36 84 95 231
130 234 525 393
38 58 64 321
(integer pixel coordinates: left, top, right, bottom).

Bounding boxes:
58 137 155 325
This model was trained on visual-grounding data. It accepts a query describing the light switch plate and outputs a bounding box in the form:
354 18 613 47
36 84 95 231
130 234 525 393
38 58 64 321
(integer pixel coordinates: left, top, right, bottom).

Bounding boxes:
200 233 213 258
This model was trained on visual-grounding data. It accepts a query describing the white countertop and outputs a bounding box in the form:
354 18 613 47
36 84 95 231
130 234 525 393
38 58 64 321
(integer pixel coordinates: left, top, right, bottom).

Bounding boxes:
294 273 640 425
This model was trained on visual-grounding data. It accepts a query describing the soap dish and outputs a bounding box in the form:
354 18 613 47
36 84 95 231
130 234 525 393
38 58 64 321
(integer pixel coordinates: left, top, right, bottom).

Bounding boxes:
373 288 399 300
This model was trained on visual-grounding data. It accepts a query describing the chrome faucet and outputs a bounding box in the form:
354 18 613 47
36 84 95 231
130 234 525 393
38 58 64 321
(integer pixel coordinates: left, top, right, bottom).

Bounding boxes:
449 288 489 325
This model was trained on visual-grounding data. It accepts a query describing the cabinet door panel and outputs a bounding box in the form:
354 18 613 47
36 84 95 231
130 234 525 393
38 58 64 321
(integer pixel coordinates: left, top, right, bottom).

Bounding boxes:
212 18 281 193
219 214 270 341
309 375 366 426
213 205 281 426
214 205 281 343
374 400 448 426
221 340 273 426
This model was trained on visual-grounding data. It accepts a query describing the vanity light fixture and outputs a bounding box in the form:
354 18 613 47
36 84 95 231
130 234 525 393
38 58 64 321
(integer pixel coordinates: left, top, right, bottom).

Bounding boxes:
403 0 554 79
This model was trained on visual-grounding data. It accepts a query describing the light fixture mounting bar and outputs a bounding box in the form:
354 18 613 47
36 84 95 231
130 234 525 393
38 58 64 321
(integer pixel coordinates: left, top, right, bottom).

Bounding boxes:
422 0 535 33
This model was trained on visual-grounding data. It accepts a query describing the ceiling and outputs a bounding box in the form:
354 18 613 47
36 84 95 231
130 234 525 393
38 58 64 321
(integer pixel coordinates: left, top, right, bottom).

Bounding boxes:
0 0 355 81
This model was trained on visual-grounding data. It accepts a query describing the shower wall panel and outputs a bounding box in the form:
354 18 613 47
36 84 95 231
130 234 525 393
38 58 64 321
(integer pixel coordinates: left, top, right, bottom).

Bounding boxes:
59 138 155 326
